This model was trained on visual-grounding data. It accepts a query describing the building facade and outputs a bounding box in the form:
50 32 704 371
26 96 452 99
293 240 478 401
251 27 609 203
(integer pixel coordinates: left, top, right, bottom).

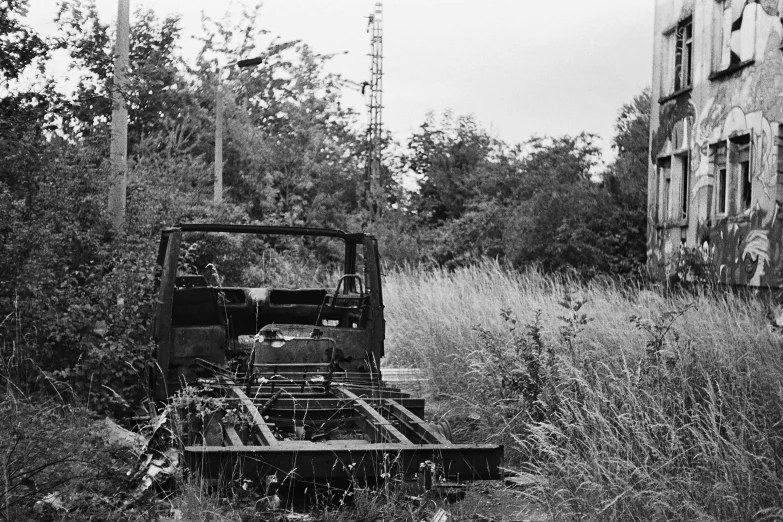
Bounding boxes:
649 0 783 286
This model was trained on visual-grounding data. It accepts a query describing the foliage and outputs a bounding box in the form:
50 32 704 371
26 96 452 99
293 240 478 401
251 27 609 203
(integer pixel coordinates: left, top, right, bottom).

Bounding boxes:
398 98 650 276
0 396 136 521
597 88 651 275
55 0 192 144
466 309 559 423
384 262 783 519
0 0 47 82
406 112 516 224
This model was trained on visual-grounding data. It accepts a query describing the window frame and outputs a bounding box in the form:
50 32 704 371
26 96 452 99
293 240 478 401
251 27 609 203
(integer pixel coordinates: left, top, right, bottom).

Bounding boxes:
710 0 756 79
674 18 694 92
677 151 690 220
657 157 673 223
711 134 753 218
713 141 728 217
731 134 752 213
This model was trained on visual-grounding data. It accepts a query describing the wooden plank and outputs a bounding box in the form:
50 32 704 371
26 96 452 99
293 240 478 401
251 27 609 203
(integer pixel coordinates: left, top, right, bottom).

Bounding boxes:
333 386 411 444
383 399 451 445
229 386 278 446
224 425 244 446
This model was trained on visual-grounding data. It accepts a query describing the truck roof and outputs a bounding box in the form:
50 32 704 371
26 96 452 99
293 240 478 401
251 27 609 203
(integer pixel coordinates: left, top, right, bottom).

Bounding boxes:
169 223 370 242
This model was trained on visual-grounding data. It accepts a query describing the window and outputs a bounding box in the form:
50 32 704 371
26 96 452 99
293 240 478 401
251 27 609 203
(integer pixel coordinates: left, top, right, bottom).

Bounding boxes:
712 135 752 216
657 148 692 224
662 17 693 96
678 153 690 219
674 19 693 91
714 142 728 215
732 134 751 212
712 0 756 73
658 157 672 222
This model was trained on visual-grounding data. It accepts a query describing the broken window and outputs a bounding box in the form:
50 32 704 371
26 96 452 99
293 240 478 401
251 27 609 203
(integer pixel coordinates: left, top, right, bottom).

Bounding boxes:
713 143 728 215
674 18 693 91
657 153 690 223
712 0 756 72
658 157 672 222
731 134 752 212
677 152 690 220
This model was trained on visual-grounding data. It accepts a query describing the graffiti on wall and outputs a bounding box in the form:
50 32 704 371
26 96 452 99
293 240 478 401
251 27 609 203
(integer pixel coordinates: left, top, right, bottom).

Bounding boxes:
649 1 783 286
697 204 783 286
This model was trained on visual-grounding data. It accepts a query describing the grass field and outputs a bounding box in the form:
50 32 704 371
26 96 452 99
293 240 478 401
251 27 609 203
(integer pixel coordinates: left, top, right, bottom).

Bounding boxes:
4 261 783 520
383 261 783 520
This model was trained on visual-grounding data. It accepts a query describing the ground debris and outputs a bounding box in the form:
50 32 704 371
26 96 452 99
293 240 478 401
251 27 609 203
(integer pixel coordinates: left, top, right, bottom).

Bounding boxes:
32 491 66 514
122 447 180 509
102 417 146 453
431 507 452 522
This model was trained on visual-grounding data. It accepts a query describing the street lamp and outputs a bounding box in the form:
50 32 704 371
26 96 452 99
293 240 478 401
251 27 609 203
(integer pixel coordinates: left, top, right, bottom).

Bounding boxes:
214 56 264 203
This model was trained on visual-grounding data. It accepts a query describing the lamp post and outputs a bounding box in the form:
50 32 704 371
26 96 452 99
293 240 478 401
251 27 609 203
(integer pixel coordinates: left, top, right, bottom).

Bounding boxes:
214 56 264 203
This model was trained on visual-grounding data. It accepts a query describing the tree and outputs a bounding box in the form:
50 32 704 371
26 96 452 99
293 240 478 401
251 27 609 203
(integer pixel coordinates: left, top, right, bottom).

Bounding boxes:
502 94 650 276
0 0 47 83
503 133 605 273
406 112 516 224
0 0 57 189
598 89 651 275
194 9 373 228
55 1 191 145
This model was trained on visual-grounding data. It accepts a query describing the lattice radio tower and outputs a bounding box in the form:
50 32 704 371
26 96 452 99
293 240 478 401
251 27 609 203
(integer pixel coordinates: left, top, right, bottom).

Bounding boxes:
367 2 384 222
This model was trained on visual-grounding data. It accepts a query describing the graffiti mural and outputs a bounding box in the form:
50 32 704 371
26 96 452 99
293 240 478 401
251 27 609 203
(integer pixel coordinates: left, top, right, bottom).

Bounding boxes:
697 204 783 286
650 0 783 287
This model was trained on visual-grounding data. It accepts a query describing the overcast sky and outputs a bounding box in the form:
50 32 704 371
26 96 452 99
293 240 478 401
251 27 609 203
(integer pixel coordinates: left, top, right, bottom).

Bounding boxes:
26 0 654 163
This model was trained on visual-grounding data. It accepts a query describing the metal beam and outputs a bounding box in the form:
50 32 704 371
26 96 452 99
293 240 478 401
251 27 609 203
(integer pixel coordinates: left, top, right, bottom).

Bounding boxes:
382 399 451 445
333 386 410 444
224 426 244 446
184 443 503 481
230 387 278 446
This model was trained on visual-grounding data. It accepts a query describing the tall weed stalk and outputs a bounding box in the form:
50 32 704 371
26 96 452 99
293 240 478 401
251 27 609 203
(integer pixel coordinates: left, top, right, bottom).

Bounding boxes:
383 261 783 520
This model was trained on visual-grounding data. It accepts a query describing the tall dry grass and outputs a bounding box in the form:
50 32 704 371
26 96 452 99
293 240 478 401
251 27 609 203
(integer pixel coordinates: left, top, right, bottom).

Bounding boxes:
382 260 783 520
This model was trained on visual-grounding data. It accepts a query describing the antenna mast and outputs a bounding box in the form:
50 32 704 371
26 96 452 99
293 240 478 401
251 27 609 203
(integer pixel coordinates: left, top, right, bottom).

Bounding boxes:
367 2 383 222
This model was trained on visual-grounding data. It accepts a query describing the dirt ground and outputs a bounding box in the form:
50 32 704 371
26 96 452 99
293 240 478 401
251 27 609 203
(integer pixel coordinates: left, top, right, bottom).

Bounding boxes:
426 482 548 522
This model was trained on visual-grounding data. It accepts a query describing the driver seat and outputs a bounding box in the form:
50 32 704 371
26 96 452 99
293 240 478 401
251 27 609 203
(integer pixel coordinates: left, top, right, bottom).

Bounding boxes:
319 274 368 328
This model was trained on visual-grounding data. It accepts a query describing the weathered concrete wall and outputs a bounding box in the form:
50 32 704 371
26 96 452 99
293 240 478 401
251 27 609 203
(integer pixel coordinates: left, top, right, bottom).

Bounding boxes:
650 0 783 286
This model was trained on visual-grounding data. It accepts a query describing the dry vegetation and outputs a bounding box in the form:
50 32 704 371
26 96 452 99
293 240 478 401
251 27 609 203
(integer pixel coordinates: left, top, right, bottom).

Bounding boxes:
4 262 783 520
385 261 783 520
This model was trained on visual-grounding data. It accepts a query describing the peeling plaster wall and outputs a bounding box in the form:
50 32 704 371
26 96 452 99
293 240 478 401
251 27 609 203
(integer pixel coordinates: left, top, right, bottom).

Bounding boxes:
650 0 783 286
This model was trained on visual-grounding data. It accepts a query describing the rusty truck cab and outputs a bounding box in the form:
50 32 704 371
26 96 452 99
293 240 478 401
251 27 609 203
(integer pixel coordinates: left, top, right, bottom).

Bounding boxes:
152 224 385 402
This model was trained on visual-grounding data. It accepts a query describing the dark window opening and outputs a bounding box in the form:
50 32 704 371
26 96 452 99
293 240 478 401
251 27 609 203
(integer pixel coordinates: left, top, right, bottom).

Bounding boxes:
658 157 672 222
681 155 689 219
733 134 751 211
714 143 727 214
675 19 693 91
740 161 751 209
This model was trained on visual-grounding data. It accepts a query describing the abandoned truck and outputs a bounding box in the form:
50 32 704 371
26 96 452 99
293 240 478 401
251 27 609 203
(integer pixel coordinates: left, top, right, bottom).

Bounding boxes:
151 223 502 484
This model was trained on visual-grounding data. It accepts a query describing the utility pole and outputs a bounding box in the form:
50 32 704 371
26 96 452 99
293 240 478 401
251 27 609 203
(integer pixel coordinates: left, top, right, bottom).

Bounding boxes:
109 0 129 231
367 2 384 222
214 56 264 204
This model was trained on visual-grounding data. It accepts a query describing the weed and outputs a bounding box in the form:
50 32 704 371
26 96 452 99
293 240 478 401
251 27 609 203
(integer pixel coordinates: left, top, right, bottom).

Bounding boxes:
383 262 783 519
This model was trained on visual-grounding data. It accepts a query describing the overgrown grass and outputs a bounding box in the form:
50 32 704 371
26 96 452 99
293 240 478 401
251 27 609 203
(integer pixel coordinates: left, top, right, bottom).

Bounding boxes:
5 259 783 519
383 260 783 520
